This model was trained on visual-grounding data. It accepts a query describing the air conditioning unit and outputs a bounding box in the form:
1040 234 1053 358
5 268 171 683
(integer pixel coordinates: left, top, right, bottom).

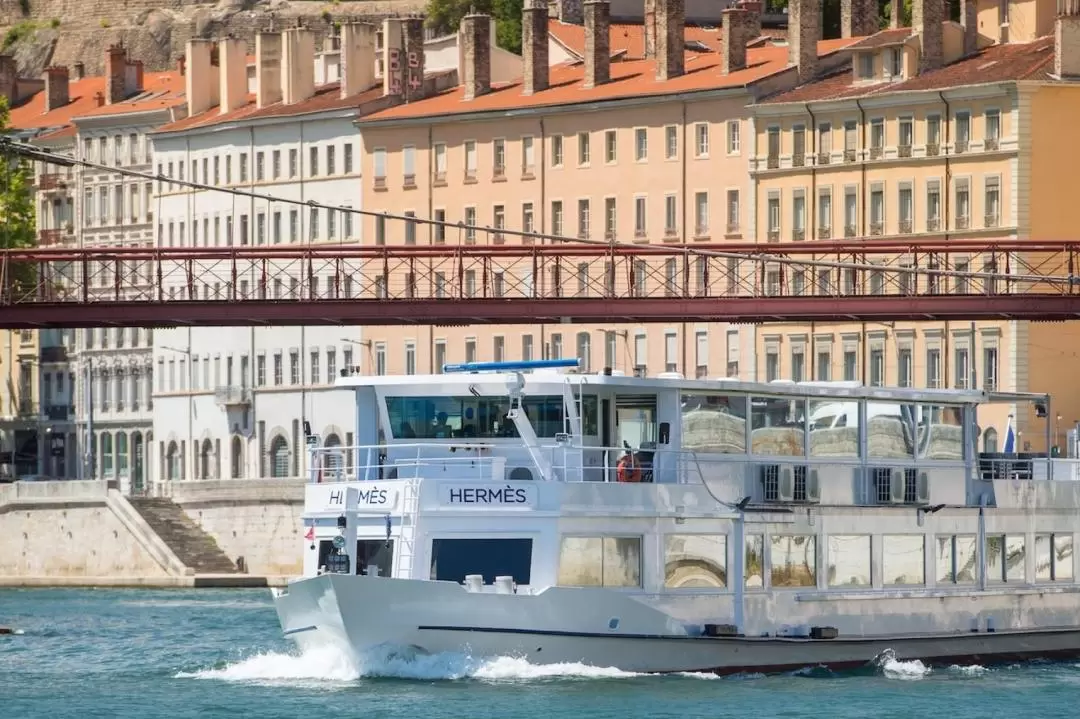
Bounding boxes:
805 468 821 503
777 463 796 502
889 468 907 504
915 471 930 504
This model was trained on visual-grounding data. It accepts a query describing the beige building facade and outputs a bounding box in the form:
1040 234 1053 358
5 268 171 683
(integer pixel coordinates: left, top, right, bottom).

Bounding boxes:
355 0 859 381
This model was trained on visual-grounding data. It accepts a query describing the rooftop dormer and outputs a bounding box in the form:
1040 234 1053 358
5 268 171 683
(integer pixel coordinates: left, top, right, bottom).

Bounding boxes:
850 31 918 85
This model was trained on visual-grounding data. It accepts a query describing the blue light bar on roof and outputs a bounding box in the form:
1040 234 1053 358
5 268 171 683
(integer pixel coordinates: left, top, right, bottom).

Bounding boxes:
442 358 581 374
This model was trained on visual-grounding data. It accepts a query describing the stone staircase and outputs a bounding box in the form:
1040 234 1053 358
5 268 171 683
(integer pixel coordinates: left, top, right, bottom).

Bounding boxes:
128 498 239 574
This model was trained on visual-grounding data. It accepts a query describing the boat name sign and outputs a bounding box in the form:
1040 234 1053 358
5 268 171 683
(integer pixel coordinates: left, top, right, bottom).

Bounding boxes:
439 484 538 509
320 485 400 512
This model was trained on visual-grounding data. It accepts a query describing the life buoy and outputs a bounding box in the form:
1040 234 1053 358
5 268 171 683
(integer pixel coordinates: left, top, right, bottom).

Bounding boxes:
616 454 641 483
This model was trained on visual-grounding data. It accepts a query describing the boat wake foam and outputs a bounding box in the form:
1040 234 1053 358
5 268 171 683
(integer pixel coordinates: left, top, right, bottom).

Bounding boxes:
176 643 643 684
875 649 931 680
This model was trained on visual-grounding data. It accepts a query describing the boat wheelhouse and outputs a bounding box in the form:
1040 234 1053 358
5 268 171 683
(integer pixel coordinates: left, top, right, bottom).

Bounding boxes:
272 359 1080 674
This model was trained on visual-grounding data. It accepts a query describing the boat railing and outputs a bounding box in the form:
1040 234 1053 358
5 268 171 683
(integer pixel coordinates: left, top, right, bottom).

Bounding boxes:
977 454 1080 482
307 442 510 483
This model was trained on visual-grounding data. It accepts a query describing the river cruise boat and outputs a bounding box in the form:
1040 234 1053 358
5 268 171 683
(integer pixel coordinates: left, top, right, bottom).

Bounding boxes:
271 359 1080 674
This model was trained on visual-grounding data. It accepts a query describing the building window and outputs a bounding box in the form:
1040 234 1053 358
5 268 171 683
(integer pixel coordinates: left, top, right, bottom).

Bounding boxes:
694 123 709 157
577 199 590 239
550 134 563 166
605 129 617 163
492 138 505 177
578 132 590 165
634 127 647 161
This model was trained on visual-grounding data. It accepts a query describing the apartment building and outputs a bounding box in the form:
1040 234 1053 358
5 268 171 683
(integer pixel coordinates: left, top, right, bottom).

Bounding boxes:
746 0 1080 451
147 23 461 484
353 0 863 379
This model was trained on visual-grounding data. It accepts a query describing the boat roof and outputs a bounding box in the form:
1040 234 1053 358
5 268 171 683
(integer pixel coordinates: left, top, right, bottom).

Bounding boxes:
336 371 1047 406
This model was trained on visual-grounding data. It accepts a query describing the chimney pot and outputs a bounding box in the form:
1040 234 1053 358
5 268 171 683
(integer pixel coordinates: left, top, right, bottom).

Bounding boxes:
912 0 944 72
583 0 610 89
1056 1 1080 78
43 65 70 112
961 0 978 55
555 0 583 24
655 0 685 81
460 13 492 101
105 44 127 104
840 0 877 38
523 0 550 95
788 0 821 84
339 23 376 99
721 9 751 75
256 32 283 108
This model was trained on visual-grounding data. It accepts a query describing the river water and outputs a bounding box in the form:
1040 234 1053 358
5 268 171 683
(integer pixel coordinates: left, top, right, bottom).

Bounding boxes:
1 588 1077 719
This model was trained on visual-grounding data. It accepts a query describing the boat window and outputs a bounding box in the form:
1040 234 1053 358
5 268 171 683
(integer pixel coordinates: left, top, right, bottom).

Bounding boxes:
750 397 806 456
936 534 977 585
356 540 394 577
316 540 351 574
882 534 925 585
985 534 1025 583
808 399 857 458
1035 533 1073 582
827 535 871 587
429 538 532 585
557 536 642 587
917 405 964 460
664 534 727 588
867 402 915 460
615 396 658 451
769 535 816 588
745 534 764 588
385 395 597 440
681 393 747 454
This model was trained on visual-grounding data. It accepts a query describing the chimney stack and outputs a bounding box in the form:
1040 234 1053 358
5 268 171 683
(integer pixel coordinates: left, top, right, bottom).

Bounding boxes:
721 8 754 74
105 44 127 104
339 23 376 98
125 59 144 97
185 38 220 116
841 0 877 38
735 0 762 38
655 0 685 81
93 90 104 107
644 0 656 59
383 18 404 97
583 0 610 88
73 61 85 80
43 66 70 112
403 16 427 102
523 0 550 95
960 0 978 54
912 0 944 72
219 37 248 114
788 0 821 84
460 13 492 101
555 0 583 24
175 56 185 76
0 55 16 105
1057 0 1080 77
282 27 316 104
889 0 901 29
256 32 283 108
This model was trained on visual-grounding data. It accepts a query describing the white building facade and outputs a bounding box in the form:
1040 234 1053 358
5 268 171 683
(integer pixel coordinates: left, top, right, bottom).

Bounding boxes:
148 31 381 485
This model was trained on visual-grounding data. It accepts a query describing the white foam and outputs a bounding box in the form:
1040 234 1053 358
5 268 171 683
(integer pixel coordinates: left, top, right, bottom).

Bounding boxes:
947 664 989 676
875 649 931 681
177 644 642 684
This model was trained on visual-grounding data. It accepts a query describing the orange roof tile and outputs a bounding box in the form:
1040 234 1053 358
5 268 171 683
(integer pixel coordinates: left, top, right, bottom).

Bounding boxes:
846 27 913 50
761 36 1056 105
154 82 385 134
8 71 183 132
547 19 787 60
362 39 858 123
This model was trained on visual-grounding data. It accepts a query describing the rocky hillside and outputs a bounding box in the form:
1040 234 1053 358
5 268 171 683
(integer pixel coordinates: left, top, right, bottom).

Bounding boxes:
0 0 426 77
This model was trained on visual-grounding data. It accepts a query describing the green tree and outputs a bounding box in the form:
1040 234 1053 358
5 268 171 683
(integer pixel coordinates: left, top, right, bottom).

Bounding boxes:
0 97 38 298
425 0 524 54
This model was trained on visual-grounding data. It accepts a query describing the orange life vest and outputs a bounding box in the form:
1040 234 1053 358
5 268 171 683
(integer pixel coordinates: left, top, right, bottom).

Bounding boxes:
616 454 642 483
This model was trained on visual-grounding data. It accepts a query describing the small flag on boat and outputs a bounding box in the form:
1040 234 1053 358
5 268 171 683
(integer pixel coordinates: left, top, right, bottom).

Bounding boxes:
1003 414 1016 454
304 525 315 541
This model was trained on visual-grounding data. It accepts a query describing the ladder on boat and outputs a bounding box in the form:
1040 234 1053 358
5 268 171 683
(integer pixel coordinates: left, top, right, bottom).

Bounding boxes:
392 478 421 579
559 381 585 482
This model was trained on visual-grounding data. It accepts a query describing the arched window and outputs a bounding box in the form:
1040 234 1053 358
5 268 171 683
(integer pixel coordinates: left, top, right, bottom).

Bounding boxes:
231 436 244 479
165 441 180 480
324 433 343 479
116 432 129 475
101 432 114 476
983 427 999 454
200 439 214 480
576 332 592 372
270 436 290 478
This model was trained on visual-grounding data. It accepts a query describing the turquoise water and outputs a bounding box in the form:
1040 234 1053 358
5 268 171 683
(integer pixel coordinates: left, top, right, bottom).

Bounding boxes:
2 588 1079 719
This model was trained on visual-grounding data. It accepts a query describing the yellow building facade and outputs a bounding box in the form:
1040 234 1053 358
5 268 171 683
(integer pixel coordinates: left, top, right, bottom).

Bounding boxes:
747 18 1080 453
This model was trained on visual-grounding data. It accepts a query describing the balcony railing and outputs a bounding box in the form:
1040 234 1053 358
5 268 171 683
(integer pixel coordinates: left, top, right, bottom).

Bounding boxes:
843 148 856 163
985 213 1000 228
44 405 72 421
792 153 805 168
817 225 831 240
898 144 912 158
214 386 253 407
927 218 941 232
816 152 831 165
898 219 913 234
955 140 969 154
37 173 69 191
766 155 779 169
844 224 857 238
869 146 883 160
792 228 805 241
767 230 780 242
956 216 970 230
38 229 64 246
985 138 999 151
926 143 940 156
869 222 884 236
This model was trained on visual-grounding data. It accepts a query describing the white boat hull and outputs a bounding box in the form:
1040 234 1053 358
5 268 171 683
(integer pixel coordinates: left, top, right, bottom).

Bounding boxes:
273 574 1080 674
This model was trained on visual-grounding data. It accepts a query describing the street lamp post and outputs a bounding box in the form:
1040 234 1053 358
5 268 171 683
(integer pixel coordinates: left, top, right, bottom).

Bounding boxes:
160 342 193 483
